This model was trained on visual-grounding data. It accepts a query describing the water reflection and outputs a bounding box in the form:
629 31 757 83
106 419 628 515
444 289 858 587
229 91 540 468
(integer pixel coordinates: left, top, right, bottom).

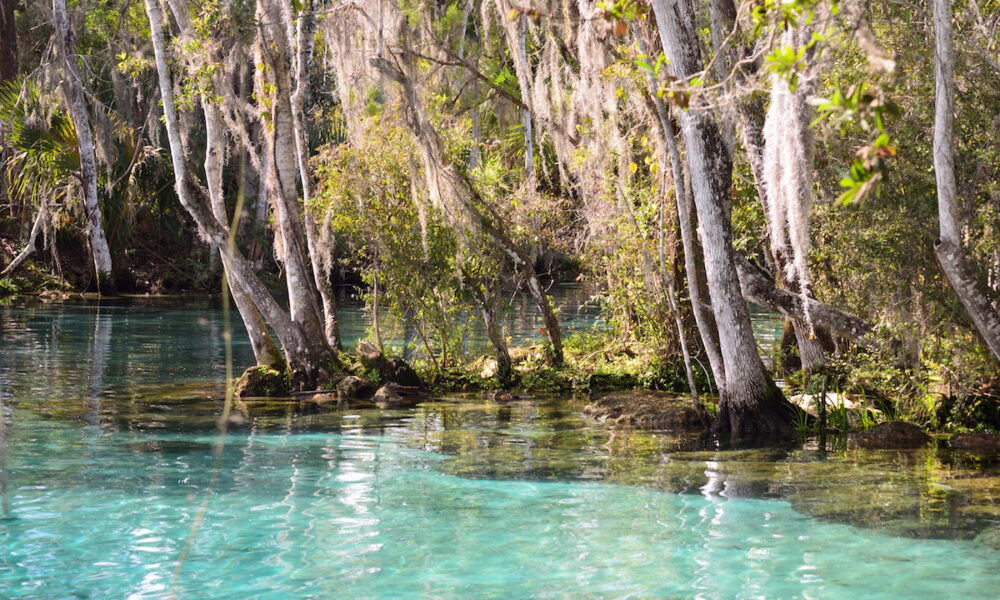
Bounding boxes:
2 301 1000 546
2 399 1000 597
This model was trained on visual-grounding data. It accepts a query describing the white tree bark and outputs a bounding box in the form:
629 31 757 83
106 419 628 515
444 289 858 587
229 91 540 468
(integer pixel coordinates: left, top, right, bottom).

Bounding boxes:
651 0 793 434
257 0 328 351
932 0 1000 361
288 2 342 349
633 21 723 398
52 0 116 294
0 200 46 277
204 102 283 367
519 14 534 176
144 0 334 386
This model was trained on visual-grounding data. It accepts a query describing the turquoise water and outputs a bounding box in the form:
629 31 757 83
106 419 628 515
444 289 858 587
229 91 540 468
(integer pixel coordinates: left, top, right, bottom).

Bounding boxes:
4 412 999 599
2 300 1000 598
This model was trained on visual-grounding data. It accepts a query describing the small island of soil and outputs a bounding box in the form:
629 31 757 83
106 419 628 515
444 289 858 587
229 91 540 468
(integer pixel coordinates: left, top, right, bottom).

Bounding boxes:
584 391 704 431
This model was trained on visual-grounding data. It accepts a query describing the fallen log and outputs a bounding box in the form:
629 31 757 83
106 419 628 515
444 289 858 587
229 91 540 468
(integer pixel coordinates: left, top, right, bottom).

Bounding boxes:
735 256 874 343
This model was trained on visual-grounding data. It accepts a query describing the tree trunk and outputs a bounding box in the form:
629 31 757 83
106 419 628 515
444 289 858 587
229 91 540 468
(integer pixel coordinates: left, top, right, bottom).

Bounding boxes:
144 0 334 388
457 0 481 169
932 0 1000 361
256 1 321 337
289 2 342 350
473 281 512 385
710 0 830 372
0 0 15 84
0 0 14 221
519 14 533 176
0 199 46 277
204 102 283 368
651 0 796 436
734 256 873 342
632 21 723 396
264 63 327 345
52 0 116 295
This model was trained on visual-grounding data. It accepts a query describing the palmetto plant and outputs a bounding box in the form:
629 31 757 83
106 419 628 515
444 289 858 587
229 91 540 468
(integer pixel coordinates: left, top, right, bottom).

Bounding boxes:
1 79 77 221
2 78 164 277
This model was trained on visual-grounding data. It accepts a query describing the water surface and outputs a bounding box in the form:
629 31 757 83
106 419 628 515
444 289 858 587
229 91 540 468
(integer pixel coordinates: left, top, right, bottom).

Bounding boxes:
1 299 999 599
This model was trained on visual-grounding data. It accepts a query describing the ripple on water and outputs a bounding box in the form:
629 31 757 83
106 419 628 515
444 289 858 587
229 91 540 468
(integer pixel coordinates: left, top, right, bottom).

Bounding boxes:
3 300 1000 598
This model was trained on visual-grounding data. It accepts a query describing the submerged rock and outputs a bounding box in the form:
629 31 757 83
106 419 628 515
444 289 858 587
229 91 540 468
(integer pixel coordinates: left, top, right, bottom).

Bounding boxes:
854 420 930 449
373 383 420 408
975 526 1000 550
373 384 402 404
584 390 704 431
949 433 1000 452
336 375 376 399
233 366 289 399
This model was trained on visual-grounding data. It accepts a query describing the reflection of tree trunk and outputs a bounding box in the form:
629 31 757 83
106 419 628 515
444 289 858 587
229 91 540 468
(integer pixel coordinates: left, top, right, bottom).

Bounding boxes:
0 378 9 518
85 306 111 427
932 0 1000 361
52 0 116 295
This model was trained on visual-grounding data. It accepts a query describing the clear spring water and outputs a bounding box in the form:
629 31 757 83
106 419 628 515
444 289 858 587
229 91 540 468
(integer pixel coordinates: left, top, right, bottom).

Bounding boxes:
1 296 999 599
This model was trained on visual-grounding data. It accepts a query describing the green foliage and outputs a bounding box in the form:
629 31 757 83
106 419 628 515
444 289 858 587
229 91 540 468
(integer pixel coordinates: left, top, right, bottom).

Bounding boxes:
750 0 836 34
766 44 808 90
812 81 900 204
364 87 385 117
314 116 472 367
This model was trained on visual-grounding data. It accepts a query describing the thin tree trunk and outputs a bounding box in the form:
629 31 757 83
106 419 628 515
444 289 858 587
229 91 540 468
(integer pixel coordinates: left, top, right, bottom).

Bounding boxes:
633 21 722 399
165 0 283 369
52 0 116 295
0 200 46 277
734 256 874 342
519 14 533 176
372 274 383 353
204 102 283 367
289 2 342 350
932 0 1000 361
651 0 796 436
257 0 329 354
457 0 481 169
0 0 14 221
474 281 512 385
267 79 326 341
0 0 15 84
660 178 702 407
